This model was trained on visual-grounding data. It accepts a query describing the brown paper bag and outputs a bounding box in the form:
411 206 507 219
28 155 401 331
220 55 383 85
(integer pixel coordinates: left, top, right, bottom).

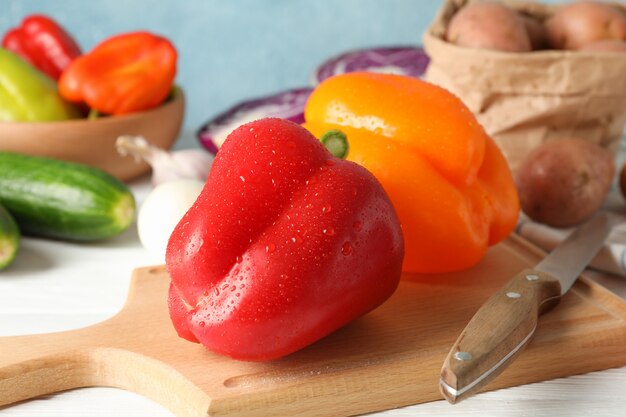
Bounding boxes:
423 0 626 172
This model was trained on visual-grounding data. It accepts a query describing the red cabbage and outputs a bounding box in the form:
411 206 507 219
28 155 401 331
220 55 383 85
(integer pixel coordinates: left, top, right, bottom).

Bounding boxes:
197 47 430 154
197 88 312 154
312 46 430 83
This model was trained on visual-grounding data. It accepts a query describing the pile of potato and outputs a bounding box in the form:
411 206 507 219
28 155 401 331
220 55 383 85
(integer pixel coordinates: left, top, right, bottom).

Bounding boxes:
444 1 626 228
446 0 626 52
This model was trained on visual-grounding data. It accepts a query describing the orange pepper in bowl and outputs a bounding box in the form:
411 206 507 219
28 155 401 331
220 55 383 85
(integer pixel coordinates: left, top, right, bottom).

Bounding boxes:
58 31 177 115
303 72 519 274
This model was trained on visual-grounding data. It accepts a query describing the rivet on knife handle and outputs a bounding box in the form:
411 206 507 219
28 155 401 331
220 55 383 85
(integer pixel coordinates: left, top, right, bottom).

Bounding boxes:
439 269 562 404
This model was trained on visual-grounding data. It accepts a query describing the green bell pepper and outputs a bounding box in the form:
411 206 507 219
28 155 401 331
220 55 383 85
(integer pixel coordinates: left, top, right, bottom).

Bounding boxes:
0 48 81 122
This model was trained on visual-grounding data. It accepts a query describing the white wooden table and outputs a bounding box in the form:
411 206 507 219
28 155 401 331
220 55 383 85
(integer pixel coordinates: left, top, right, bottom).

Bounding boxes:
1 178 626 417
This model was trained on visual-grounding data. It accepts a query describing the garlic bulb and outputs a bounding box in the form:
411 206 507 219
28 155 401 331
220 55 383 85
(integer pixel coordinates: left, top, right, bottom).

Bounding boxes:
137 179 204 261
116 135 214 185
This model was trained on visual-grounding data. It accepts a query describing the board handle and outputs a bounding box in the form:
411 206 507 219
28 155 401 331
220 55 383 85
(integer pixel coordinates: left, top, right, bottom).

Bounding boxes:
0 266 211 416
0 332 210 417
0 265 163 406
439 269 562 403
0 330 97 406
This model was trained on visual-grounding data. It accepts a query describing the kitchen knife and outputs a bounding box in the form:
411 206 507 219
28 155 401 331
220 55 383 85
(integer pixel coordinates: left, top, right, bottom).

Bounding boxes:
439 212 614 404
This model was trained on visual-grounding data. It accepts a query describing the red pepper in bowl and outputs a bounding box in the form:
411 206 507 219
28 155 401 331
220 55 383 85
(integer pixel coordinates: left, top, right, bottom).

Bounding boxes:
2 14 81 80
58 31 177 115
166 118 404 361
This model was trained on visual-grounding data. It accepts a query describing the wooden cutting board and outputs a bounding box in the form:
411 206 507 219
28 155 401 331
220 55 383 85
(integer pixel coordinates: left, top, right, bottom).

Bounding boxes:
2 234 626 417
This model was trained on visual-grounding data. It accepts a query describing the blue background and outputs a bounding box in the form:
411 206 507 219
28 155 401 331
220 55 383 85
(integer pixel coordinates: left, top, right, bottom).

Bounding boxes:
2 0 567 148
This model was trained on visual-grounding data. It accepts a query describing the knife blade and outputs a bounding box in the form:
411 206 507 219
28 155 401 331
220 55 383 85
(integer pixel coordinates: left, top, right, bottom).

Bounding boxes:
439 212 614 404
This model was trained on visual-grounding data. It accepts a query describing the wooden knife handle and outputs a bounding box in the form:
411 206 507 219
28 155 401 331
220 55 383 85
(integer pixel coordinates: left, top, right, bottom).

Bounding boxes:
439 268 562 404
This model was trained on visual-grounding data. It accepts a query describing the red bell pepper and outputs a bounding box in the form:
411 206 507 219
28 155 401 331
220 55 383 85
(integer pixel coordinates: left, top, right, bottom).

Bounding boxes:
166 117 404 361
58 31 177 115
2 15 81 80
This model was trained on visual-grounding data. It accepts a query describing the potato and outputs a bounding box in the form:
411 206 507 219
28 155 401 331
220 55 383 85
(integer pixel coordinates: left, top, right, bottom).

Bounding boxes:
581 39 626 52
446 2 532 52
516 138 615 228
519 14 549 50
546 1 626 50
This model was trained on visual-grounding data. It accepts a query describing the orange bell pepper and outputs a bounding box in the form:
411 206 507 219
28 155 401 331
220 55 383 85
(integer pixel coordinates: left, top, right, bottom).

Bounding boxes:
58 31 176 115
303 72 519 274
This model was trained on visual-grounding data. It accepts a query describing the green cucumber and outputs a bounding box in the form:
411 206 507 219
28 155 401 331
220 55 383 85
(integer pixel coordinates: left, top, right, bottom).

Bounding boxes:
0 204 19 270
0 152 136 241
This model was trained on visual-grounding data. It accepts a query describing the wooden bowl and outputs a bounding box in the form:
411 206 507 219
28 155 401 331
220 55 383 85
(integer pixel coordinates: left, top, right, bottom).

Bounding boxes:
0 88 185 182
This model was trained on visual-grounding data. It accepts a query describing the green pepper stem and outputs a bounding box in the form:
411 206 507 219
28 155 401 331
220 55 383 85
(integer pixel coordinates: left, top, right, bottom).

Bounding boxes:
320 130 349 159
87 108 100 120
